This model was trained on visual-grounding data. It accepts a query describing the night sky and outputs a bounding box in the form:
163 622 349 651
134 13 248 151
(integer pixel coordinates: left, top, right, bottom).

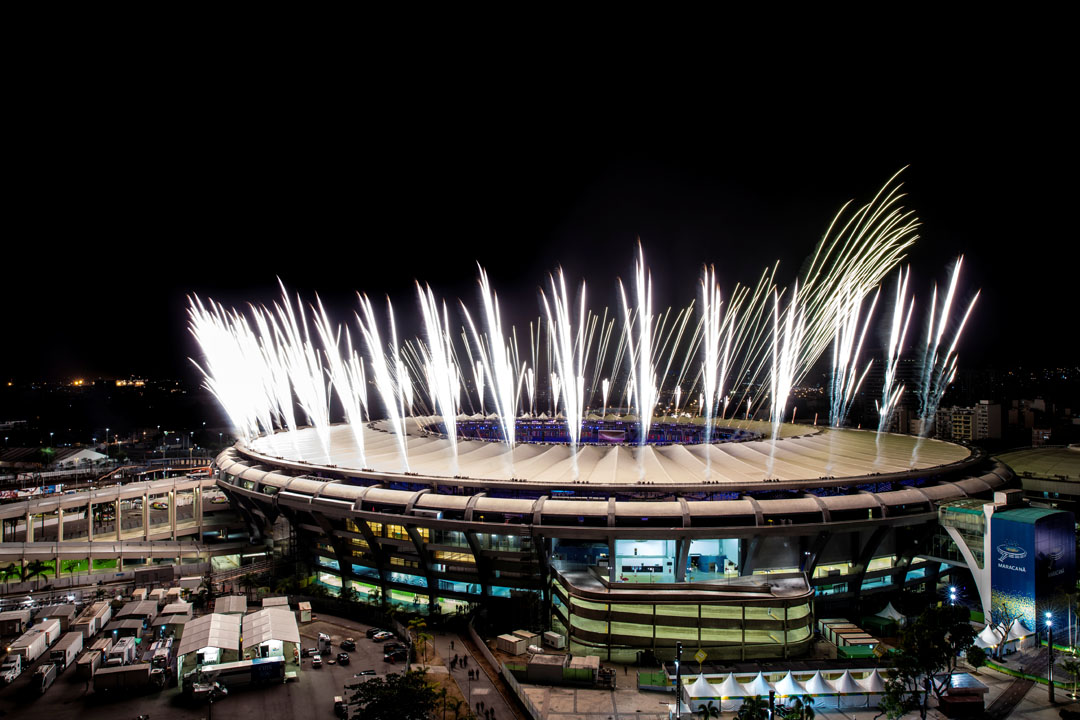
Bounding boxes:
4 108 1074 384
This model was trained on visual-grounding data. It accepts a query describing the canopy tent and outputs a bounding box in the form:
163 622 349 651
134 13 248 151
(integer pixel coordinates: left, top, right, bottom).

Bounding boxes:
975 623 1005 650
743 672 774 697
876 602 906 622
859 669 887 695
801 671 836 709
773 671 806 697
683 674 720 712
716 672 748 711
1006 618 1033 642
831 670 867 709
668 699 694 719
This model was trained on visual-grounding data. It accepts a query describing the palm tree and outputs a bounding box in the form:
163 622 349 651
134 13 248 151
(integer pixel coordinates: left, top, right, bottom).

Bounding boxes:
0 563 20 592
446 697 462 720
698 699 719 720
737 695 768 720
1063 657 1080 701
409 618 430 664
778 698 814 720
62 559 83 578
21 560 50 589
239 572 259 601
436 687 448 720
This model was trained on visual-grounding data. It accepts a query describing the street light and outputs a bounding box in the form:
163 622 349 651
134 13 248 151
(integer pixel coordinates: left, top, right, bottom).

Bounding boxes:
949 586 957 606
674 641 683 718
1047 612 1055 702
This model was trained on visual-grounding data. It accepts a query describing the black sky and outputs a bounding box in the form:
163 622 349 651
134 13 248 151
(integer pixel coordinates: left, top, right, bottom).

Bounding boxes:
3 90 1075 384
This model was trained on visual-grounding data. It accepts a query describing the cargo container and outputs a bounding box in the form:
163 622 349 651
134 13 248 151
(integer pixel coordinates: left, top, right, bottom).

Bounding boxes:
132 588 148 602
182 656 285 694
8 628 49 663
76 648 104 679
0 609 32 636
542 631 565 649
50 632 84 671
94 663 164 692
36 604 78 632
35 618 62 646
149 589 167 607
73 602 113 640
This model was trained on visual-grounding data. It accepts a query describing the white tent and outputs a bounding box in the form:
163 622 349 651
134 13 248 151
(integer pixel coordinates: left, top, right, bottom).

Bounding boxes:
858 669 887 709
876 602 906 622
684 674 720 711
743 672 774 697
975 623 1004 650
802 671 836 709
1006 618 1033 641
773 671 806 697
668 699 695 719
831 670 867 709
716 673 748 711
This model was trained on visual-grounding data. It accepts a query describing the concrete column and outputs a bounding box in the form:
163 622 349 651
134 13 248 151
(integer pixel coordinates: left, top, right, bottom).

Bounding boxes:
143 492 150 540
87 502 94 542
25 511 33 543
57 507 64 542
115 499 122 541
194 487 203 529
169 491 176 540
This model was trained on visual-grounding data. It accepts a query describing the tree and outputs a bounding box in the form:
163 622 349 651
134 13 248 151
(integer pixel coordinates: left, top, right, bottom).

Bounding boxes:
778 697 814 720
340 585 359 604
21 560 50 588
736 696 768 720
881 604 976 720
1062 657 1080 700
347 669 438 720
698 699 720 719
409 618 431 665
62 559 83 577
239 572 259 601
0 563 20 591
966 645 987 674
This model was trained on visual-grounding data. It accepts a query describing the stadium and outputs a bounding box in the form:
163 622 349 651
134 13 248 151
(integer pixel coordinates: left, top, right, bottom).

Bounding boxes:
214 415 1012 662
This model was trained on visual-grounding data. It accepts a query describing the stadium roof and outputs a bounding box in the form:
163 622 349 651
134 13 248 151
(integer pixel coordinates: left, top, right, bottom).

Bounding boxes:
999 446 1080 481
245 418 970 486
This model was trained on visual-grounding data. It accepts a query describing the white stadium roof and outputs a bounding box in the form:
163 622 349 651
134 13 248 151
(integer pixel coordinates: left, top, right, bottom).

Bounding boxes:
245 417 970 487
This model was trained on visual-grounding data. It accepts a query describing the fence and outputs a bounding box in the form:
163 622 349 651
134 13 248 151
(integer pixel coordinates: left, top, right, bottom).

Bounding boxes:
501 659 544 720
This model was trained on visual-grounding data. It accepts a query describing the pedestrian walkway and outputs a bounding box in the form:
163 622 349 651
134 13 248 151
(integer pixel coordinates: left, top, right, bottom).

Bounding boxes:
430 629 521 720
984 677 1035 720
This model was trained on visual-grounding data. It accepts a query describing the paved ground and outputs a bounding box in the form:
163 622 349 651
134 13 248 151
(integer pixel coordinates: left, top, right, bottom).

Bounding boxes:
429 627 521 720
0 613 397 720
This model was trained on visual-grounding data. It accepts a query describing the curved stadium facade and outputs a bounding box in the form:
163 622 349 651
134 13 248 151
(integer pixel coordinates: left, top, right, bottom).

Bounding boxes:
213 417 1011 661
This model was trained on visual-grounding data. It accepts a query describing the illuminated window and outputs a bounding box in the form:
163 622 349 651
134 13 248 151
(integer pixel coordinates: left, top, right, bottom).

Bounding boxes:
368 522 383 536
434 551 475 564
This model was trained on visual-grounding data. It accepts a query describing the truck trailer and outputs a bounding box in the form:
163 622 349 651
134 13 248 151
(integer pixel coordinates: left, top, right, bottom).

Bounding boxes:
93 663 165 693
8 628 49 663
106 636 137 667
50 632 84 672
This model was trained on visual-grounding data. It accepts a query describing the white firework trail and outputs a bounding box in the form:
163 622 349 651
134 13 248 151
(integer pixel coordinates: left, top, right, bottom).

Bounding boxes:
699 264 734 477
877 267 915 434
355 293 410 471
250 306 298 440
601 378 610 418
524 366 536 417
917 257 980 438
618 244 658 447
416 282 460 471
462 266 520 452
313 296 367 465
273 284 332 460
768 281 806 470
540 268 587 470
473 360 485 416
673 385 682 417
828 283 880 427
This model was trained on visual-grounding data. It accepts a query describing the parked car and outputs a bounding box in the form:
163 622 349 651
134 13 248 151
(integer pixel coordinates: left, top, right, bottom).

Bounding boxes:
311 654 323 668
383 648 408 664
372 632 394 642
365 628 386 639
334 696 347 719
340 638 356 651
301 647 317 658
336 652 350 666
355 669 376 676
383 641 406 651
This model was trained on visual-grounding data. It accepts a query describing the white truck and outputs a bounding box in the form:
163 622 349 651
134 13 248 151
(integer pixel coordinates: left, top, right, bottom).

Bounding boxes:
9 628 49 663
50 631 84 672
106 636 137 667
35 618 62 646
33 663 58 695
1 655 22 684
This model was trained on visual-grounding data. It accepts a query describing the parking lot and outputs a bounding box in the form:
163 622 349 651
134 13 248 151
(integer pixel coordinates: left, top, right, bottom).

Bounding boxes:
0 614 403 720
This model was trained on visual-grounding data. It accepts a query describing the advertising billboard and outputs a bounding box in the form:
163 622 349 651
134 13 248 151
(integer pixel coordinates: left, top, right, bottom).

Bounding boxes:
990 508 1076 631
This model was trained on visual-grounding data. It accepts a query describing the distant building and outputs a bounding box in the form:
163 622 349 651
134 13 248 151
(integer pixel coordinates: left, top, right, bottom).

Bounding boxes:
935 401 1002 442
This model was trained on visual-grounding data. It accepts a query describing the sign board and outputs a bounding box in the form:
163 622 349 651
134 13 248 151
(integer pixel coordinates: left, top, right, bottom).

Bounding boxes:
693 649 707 664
